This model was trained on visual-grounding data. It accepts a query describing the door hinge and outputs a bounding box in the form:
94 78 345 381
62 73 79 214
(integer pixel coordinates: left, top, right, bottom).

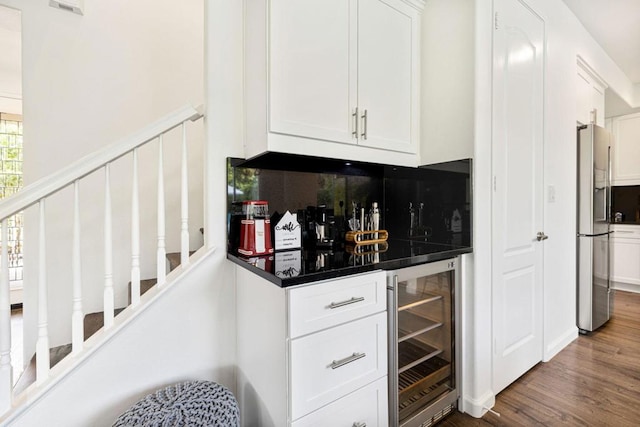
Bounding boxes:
494 12 499 30
493 176 497 192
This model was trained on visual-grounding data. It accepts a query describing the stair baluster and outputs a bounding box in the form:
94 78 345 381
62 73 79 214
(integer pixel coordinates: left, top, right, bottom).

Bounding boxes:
36 200 50 384
157 135 166 286
71 180 84 354
0 219 12 412
0 105 204 418
181 122 190 267
131 149 141 307
103 164 115 329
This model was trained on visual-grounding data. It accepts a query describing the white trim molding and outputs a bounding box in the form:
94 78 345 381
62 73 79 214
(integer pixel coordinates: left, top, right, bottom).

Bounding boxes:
460 390 496 419
544 326 578 362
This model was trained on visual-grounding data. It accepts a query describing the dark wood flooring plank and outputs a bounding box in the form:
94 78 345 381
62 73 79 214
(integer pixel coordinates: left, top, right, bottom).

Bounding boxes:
440 290 640 427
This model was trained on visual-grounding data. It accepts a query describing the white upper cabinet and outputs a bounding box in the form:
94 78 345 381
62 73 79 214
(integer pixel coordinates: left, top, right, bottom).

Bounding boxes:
245 0 424 166
612 112 640 185
576 58 606 127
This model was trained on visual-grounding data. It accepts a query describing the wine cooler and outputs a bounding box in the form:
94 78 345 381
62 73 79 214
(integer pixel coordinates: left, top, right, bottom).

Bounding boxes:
387 258 459 427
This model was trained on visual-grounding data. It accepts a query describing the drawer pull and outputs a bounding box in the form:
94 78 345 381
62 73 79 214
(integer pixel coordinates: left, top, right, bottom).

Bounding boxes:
328 296 365 309
353 423 367 427
330 352 366 369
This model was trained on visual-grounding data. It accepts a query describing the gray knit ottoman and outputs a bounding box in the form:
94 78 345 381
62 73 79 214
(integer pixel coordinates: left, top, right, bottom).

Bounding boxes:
112 380 240 427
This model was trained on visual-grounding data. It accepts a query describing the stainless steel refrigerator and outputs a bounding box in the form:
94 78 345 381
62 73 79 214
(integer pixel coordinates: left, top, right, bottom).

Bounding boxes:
577 124 613 333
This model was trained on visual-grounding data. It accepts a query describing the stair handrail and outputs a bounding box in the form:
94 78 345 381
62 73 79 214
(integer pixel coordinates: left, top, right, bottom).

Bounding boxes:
0 104 204 222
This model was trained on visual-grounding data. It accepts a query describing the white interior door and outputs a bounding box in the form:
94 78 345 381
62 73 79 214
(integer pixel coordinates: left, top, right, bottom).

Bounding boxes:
492 0 545 394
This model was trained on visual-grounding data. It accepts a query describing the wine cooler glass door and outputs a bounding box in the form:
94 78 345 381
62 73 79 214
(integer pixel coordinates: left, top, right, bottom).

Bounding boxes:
388 258 458 427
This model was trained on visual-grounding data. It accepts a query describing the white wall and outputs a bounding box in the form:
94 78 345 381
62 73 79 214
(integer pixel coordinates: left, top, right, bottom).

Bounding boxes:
0 0 206 354
468 0 637 417
420 0 474 165
0 5 21 114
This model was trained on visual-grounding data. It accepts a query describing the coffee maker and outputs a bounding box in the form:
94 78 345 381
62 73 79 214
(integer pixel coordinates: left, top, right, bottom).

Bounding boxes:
300 205 337 248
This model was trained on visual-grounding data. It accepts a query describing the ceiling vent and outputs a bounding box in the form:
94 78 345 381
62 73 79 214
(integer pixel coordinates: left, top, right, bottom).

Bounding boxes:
49 0 83 15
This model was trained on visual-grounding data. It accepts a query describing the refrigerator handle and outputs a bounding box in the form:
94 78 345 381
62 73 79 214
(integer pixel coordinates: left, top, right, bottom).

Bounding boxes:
607 232 612 292
607 145 612 223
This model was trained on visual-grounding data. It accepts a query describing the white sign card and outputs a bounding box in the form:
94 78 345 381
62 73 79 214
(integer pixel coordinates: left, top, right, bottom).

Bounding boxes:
274 210 301 250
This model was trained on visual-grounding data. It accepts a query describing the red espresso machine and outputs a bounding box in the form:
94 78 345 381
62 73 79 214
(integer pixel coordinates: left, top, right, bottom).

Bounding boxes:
237 200 274 256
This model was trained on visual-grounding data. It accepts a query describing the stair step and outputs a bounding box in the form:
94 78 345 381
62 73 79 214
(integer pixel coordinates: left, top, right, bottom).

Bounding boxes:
13 343 73 395
127 278 157 305
84 308 125 341
166 251 195 272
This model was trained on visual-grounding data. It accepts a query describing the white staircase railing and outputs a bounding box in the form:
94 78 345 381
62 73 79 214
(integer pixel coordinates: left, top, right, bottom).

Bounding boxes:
0 104 204 416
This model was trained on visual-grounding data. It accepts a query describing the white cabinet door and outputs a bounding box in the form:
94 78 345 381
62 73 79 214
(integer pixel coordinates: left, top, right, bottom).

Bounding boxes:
612 113 640 185
576 62 606 127
611 238 640 286
289 311 387 420
610 226 640 289
576 69 592 126
292 376 388 427
269 0 356 145
358 0 417 153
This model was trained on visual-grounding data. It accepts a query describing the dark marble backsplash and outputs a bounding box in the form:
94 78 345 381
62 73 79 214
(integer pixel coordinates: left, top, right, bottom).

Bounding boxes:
228 154 472 252
384 163 471 245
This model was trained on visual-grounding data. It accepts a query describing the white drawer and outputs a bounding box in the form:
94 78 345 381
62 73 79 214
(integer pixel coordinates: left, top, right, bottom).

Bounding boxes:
292 376 389 427
288 271 386 338
611 225 640 239
289 311 387 420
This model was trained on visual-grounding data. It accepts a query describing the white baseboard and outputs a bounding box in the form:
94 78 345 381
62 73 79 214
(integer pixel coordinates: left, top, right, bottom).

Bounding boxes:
460 390 495 418
544 326 578 362
612 281 640 294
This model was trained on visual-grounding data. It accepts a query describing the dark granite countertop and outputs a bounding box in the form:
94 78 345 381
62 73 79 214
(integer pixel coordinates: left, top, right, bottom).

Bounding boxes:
611 222 640 226
227 238 473 287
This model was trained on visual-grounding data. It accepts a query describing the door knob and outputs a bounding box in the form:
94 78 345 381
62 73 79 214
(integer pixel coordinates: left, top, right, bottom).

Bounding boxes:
536 232 548 241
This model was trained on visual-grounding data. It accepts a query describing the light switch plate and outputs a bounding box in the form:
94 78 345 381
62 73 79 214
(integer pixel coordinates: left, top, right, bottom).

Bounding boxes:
548 185 556 203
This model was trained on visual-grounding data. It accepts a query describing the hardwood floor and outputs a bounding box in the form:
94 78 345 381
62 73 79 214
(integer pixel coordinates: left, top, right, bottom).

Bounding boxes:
440 290 640 427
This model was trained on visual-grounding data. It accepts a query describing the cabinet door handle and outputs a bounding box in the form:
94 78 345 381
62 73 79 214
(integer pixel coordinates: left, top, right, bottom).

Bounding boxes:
353 423 367 427
329 352 366 369
352 107 359 138
361 109 368 140
328 296 365 309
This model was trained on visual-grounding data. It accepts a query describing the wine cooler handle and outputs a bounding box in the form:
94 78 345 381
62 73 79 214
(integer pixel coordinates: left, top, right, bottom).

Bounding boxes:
329 352 366 369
